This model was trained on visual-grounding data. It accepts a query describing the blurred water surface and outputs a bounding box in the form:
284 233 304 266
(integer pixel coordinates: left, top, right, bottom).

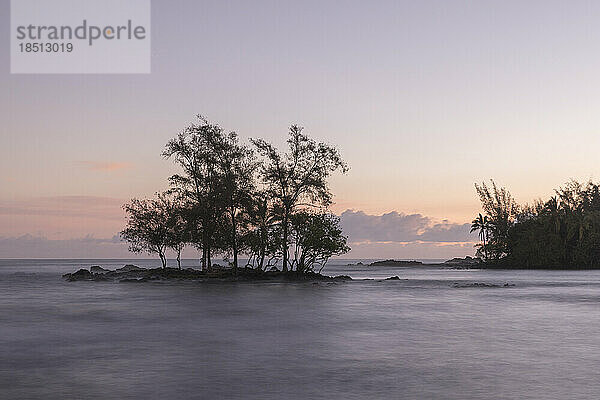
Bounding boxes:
2 259 600 399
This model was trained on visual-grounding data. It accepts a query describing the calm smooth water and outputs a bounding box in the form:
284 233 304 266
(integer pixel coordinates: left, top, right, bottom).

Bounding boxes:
2 259 600 399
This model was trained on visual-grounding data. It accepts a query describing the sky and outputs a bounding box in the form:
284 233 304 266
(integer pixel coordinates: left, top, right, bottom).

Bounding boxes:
2 0 600 258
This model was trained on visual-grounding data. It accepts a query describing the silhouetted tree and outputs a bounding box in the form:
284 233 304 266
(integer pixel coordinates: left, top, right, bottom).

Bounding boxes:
470 213 491 260
475 180 519 260
121 193 173 268
163 116 227 270
123 116 352 274
243 196 281 270
218 132 257 270
475 179 600 268
289 211 350 273
165 193 189 269
251 126 348 271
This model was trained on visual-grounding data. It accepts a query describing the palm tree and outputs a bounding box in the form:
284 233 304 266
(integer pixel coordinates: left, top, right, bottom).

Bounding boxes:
568 211 591 242
471 213 491 261
545 196 562 234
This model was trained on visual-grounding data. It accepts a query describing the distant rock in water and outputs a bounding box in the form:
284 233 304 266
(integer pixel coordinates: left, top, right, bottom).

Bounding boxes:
90 266 110 274
116 264 145 273
443 256 482 268
369 260 422 267
452 281 514 288
385 276 401 280
62 268 92 281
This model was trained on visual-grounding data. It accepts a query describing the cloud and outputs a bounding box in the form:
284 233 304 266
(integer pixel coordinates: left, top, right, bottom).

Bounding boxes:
339 209 475 244
338 210 478 259
0 234 200 259
0 234 130 258
0 208 477 259
76 161 132 172
0 196 125 220
0 196 126 239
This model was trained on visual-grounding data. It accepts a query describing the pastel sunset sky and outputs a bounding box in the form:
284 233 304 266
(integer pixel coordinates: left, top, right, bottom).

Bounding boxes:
2 0 600 258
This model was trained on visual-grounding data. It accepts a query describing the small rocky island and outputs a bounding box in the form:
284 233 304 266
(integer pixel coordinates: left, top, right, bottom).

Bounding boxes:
63 265 352 283
346 257 484 269
368 259 423 267
346 260 424 267
443 256 482 268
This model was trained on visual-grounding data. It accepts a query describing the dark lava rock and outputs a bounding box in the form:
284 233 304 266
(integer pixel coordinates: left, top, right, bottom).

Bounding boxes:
90 266 110 274
116 264 145 273
385 276 401 280
63 265 351 284
63 268 92 281
452 282 505 288
369 260 422 267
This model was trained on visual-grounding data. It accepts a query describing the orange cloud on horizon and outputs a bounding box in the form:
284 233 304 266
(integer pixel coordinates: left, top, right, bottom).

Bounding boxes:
77 161 133 172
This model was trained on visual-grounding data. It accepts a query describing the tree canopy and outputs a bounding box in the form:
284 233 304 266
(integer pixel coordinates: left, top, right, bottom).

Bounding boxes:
121 192 177 269
473 179 600 268
121 116 350 272
251 125 349 271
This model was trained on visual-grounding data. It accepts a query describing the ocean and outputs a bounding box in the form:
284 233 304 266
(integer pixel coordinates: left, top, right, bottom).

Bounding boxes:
2 258 600 399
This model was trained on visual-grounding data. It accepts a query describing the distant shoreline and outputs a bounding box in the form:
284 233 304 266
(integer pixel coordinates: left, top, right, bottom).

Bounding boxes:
347 258 600 270
477 263 600 270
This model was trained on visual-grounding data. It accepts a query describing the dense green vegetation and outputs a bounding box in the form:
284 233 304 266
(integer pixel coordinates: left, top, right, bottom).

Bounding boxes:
472 179 600 268
121 116 350 272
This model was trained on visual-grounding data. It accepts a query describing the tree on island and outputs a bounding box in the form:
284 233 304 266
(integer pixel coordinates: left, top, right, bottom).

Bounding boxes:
165 194 189 269
243 196 281 271
217 131 257 271
289 211 350 273
121 192 176 269
251 125 349 271
162 116 230 270
122 116 350 274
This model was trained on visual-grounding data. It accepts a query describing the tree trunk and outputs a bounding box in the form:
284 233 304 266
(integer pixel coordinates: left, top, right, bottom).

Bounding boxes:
159 252 166 269
177 249 181 269
282 210 289 272
202 227 212 271
483 234 487 261
207 245 212 270
299 252 306 274
201 246 207 271
258 226 266 270
231 207 238 270
259 245 265 271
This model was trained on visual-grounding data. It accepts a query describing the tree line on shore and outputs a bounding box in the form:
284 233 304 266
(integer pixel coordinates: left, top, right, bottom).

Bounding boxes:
471 179 600 268
121 116 350 272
